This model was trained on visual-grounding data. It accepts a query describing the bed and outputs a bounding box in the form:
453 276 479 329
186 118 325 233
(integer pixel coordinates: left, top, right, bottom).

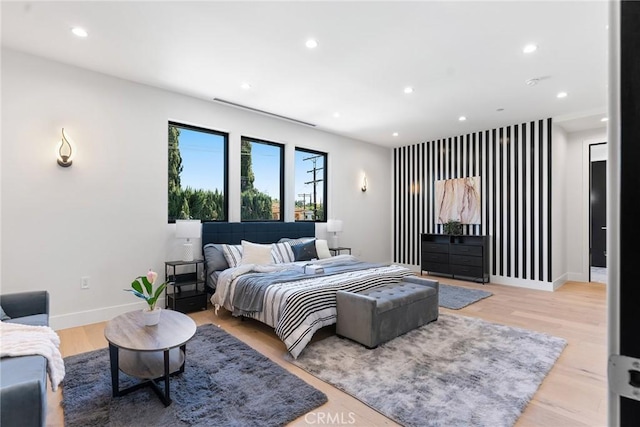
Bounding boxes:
202 222 413 358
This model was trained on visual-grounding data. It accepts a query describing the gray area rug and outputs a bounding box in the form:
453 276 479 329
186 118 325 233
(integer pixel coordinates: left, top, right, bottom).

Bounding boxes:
439 283 492 309
290 313 566 427
62 323 327 427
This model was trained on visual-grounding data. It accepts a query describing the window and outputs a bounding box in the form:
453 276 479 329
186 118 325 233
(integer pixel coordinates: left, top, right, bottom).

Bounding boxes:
168 122 228 222
295 148 327 222
241 137 283 221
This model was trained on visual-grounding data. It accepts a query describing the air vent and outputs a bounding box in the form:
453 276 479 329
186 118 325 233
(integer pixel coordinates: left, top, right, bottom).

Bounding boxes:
212 98 316 127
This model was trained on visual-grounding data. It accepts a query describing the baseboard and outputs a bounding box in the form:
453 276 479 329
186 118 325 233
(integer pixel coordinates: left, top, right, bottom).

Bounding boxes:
552 273 569 290
568 272 589 282
50 298 167 330
488 276 557 291
401 262 559 291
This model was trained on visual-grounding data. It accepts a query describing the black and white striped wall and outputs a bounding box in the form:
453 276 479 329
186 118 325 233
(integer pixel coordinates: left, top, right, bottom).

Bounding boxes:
393 118 554 289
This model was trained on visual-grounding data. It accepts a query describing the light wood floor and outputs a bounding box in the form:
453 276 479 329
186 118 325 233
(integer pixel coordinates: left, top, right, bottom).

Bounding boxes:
47 277 607 427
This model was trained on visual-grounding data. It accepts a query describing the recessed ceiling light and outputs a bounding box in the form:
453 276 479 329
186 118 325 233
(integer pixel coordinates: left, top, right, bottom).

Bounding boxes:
557 91 568 99
523 43 538 54
305 39 318 49
404 87 414 94
333 112 340 118
71 27 88 38
601 117 609 122
459 116 467 121
392 132 399 137
240 83 252 90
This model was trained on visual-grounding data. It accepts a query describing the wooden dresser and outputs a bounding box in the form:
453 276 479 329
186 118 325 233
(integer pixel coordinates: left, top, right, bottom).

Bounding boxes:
421 233 489 283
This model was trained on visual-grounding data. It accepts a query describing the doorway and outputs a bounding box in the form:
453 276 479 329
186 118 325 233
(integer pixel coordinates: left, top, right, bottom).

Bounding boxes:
589 143 607 283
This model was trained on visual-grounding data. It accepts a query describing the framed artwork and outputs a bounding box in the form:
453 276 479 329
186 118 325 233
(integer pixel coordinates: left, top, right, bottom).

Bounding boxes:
434 176 481 224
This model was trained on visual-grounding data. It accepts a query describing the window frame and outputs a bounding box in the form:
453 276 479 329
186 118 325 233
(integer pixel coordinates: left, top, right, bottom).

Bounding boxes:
294 147 328 223
240 136 285 222
168 121 229 223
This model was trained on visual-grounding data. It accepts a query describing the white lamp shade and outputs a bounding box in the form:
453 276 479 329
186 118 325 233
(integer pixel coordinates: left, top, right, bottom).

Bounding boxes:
175 219 202 239
326 219 343 233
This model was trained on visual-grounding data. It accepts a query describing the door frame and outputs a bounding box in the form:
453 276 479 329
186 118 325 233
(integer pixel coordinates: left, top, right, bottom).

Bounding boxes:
608 0 620 423
588 142 608 280
581 138 607 283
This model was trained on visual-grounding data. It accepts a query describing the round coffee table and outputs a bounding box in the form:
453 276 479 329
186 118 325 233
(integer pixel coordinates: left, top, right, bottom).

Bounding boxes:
104 309 196 406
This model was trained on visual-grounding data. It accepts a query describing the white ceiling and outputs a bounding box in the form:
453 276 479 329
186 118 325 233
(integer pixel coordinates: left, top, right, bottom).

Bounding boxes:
1 1 609 147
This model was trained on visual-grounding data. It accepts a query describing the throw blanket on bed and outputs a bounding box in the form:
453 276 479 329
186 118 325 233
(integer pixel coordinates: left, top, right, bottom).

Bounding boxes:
0 321 65 391
274 264 413 358
213 256 414 358
232 260 384 315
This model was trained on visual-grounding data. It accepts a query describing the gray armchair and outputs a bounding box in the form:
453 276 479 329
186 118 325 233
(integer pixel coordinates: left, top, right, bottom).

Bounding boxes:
0 291 51 427
1 291 49 326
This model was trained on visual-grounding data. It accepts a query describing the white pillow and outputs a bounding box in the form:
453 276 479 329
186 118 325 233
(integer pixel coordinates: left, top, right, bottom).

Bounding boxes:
272 241 295 264
240 240 273 266
315 239 332 259
221 244 243 268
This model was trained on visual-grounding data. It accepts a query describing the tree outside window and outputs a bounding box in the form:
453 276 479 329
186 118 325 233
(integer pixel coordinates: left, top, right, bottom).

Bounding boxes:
295 148 327 222
168 122 228 222
241 137 283 221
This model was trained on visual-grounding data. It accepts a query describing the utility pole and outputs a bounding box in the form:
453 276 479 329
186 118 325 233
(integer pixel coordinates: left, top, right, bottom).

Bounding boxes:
297 193 311 220
303 155 324 220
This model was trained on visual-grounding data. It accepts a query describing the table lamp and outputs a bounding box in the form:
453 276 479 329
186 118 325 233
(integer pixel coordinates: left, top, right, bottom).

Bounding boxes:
175 219 201 261
326 219 343 249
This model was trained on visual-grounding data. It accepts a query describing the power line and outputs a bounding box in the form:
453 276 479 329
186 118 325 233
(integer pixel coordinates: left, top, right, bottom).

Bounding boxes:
302 155 324 220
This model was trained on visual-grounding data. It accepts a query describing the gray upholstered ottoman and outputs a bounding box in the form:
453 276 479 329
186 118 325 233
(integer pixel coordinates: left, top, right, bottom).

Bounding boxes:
336 276 439 348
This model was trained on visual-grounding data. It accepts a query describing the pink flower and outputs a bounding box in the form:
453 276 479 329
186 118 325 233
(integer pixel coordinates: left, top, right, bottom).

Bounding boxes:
146 270 158 284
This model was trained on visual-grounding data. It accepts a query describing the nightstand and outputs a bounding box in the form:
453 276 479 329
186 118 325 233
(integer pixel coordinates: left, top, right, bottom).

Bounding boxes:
329 247 352 256
164 259 207 313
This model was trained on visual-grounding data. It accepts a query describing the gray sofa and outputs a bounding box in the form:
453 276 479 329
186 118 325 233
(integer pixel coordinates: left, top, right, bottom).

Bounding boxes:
336 276 438 348
0 291 50 427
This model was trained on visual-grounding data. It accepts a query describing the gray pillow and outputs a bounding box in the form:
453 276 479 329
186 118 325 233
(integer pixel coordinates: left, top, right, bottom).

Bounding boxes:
0 305 10 321
204 243 230 272
278 237 315 245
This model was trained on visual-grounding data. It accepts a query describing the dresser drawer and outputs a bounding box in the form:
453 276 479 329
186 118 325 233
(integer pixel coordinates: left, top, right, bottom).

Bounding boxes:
451 264 483 279
422 252 449 264
450 254 483 267
422 262 451 274
422 242 449 253
450 244 483 257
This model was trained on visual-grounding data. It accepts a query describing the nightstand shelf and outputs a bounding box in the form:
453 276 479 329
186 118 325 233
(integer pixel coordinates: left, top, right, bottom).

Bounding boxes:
164 259 207 313
329 247 352 256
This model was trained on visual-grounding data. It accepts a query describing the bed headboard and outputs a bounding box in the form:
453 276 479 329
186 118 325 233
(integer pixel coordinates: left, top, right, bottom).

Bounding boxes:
202 222 316 246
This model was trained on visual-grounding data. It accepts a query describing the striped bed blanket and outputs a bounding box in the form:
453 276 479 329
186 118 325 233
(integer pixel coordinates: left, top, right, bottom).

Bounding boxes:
212 255 413 358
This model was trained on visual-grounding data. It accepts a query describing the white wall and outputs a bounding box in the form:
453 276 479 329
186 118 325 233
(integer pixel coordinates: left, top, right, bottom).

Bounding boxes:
590 143 608 162
551 125 569 289
564 127 607 282
0 49 392 329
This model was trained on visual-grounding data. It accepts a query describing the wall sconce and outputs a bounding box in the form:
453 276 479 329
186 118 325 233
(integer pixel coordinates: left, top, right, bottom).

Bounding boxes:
361 175 368 192
57 128 73 167
410 182 421 194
